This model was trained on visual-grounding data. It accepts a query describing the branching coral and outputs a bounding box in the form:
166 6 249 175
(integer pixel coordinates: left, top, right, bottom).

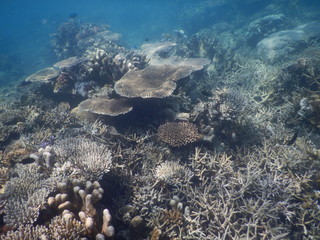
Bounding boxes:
2 163 56 227
52 138 112 181
185 87 246 144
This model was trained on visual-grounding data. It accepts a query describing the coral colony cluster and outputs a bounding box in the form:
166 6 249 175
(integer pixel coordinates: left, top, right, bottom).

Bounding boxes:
1 2 320 240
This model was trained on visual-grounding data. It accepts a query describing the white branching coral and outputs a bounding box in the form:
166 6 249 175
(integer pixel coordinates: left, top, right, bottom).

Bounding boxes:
155 161 193 184
3 163 57 227
53 138 112 181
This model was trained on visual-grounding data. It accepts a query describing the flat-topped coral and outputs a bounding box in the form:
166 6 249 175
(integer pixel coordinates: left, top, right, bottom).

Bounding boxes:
78 97 133 116
141 41 210 68
24 67 60 83
141 41 177 59
53 56 86 70
114 65 193 98
157 122 201 147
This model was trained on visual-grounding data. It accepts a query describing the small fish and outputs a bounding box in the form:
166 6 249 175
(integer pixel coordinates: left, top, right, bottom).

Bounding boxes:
41 18 48 25
69 13 78 19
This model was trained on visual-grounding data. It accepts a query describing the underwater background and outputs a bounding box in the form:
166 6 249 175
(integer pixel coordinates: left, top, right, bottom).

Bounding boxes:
1 0 317 87
0 0 219 86
1 0 320 239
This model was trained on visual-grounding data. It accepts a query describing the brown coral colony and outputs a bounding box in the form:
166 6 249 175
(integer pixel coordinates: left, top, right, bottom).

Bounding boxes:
158 122 201 147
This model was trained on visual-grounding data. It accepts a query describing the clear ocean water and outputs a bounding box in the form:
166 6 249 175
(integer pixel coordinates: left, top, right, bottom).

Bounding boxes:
0 0 203 86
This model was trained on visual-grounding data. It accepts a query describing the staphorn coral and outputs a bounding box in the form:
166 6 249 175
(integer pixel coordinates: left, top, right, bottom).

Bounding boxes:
157 122 201 147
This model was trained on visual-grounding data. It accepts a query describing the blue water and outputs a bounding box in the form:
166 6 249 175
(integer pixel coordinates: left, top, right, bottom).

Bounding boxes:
0 0 319 87
0 0 200 86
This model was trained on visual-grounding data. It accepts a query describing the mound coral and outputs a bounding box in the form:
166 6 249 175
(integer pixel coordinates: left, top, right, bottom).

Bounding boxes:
157 122 201 147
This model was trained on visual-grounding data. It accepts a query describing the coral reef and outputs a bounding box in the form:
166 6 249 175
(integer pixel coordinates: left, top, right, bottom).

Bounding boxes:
2 11 320 240
51 19 109 59
46 180 114 239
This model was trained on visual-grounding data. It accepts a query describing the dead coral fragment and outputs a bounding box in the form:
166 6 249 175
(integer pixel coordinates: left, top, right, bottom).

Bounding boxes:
78 97 133 116
24 67 60 83
158 122 201 147
114 65 193 98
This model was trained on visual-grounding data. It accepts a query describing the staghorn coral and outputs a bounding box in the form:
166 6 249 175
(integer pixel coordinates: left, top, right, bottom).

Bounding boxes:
141 195 191 239
3 13 320 240
157 122 201 147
